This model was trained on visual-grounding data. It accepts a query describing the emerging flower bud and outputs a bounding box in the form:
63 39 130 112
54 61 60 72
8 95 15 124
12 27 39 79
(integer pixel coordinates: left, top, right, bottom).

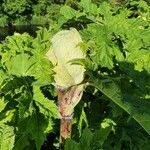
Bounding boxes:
46 28 85 88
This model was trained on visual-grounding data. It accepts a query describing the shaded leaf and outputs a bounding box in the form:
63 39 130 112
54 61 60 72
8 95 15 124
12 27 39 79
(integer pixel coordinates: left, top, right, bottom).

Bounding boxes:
0 124 15 150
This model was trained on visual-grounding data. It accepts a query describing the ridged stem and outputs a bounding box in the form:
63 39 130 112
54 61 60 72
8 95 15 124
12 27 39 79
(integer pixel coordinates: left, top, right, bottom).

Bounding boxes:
59 118 72 150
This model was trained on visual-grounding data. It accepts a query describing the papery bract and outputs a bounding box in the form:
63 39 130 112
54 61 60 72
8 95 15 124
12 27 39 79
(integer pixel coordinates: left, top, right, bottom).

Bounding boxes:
46 28 85 88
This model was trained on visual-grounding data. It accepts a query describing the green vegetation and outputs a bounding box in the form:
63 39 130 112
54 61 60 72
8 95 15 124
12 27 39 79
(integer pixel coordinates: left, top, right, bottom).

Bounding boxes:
0 0 150 149
0 0 62 27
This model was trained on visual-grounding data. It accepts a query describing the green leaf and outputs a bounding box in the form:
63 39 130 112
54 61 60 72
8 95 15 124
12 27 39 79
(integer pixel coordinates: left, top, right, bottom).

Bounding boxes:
79 128 93 150
60 5 76 20
0 98 7 113
13 135 30 150
16 90 33 119
0 124 15 150
0 111 15 125
93 118 116 147
33 86 59 118
127 50 150 72
90 76 150 135
82 23 124 69
1 33 32 61
65 139 79 150
0 70 6 87
14 110 49 150
31 57 53 85
0 15 8 27
26 112 48 150
5 53 36 76
79 0 99 15
65 123 114 150
78 108 88 136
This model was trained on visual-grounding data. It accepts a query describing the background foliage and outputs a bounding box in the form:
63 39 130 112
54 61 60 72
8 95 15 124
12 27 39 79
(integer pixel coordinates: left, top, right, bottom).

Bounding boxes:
0 0 150 150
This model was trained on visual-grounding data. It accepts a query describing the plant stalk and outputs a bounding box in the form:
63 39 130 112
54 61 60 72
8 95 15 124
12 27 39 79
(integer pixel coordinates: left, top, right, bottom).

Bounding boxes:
59 117 72 150
58 88 73 149
58 85 83 149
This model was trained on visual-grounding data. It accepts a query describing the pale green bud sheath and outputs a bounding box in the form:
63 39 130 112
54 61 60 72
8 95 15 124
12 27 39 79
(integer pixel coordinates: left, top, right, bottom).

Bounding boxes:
46 28 85 88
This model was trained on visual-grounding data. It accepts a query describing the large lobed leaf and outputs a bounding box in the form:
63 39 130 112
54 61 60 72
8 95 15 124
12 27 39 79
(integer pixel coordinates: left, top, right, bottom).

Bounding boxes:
89 75 150 135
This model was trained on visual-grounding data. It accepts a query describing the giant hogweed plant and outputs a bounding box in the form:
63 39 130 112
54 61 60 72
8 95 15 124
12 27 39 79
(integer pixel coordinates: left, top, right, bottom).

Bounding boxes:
0 0 150 150
46 28 85 148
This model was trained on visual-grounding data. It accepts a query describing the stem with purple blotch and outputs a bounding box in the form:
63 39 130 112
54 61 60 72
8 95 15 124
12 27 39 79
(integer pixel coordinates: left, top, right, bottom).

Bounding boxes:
58 85 83 149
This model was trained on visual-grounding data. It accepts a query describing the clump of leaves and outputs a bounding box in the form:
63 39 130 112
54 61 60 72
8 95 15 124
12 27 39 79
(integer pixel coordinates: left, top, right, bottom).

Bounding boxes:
0 0 150 150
